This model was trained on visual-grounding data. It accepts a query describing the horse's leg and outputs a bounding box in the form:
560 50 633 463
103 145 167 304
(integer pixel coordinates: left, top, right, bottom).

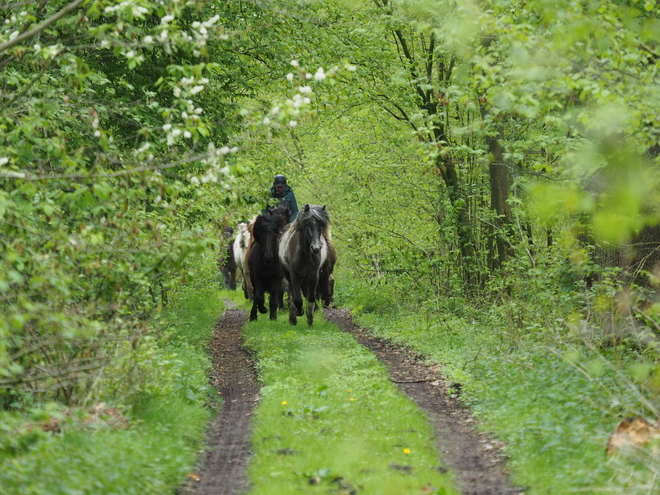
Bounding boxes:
318 270 332 307
256 284 267 314
240 269 250 300
229 267 237 290
246 272 254 300
305 278 319 326
250 272 267 318
269 285 278 321
288 278 303 325
250 299 259 320
278 279 286 310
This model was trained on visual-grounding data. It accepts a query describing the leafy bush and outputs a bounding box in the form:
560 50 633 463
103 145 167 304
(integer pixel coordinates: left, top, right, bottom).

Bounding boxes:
0 253 224 494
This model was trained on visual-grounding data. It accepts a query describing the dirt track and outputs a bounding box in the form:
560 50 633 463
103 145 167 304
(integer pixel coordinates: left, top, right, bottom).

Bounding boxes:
182 307 523 495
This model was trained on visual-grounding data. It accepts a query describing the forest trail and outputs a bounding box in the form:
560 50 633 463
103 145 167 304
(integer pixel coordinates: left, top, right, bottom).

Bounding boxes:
183 307 523 495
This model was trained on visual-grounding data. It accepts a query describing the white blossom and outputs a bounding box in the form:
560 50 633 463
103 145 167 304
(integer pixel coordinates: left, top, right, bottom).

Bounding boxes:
299 85 312 94
286 73 294 82
163 123 172 131
190 176 200 185
289 120 297 128
263 117 271 125
184 131 192 139
144 36 153 44
290 60 299 67
0 157 8 166
314 68 326 81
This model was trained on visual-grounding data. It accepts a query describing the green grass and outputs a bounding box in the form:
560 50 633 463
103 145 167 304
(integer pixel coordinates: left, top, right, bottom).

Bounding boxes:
343 295 659 494
0 252 226 495
243 314 459 495
0 398 209 495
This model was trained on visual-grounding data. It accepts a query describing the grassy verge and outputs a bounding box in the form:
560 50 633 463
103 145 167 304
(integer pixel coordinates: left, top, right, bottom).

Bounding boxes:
243 314 458 495
0 253 225 495
336 279 659 494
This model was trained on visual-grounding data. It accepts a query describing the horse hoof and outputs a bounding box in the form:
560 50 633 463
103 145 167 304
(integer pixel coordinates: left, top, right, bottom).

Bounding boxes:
289 318 297 325
259 306 267 314
297 309 304 317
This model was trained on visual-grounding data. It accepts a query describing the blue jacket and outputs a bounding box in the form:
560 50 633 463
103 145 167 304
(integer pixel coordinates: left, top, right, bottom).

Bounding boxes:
265 185 298 223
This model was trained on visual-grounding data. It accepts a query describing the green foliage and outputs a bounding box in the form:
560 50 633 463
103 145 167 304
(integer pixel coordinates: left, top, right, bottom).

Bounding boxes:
0 256 224 494
340 267 660 493
243 317 458 495
0 0 244 407
0 401 208 495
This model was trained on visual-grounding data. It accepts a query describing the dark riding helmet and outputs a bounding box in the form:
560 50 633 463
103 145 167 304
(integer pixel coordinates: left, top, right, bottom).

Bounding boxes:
273 174 287 186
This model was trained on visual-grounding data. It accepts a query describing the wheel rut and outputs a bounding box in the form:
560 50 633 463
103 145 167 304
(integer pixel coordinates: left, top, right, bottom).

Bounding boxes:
182 307 524 495
181 308 258 495
324 307 524 495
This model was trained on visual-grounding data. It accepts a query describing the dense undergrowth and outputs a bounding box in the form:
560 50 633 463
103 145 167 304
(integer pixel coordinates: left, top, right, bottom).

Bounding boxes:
0 254 224 495
335 266 660 494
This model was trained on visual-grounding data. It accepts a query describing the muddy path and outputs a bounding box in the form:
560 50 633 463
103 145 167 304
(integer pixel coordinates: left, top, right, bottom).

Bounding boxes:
182 307 523 495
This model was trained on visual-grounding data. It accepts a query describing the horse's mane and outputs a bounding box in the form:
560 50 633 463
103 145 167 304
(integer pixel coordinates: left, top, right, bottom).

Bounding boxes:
290 204 330 238
252 209 288 242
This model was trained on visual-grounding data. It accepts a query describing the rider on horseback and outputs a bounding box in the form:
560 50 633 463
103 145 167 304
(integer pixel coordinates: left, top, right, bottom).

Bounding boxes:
265 174 299 223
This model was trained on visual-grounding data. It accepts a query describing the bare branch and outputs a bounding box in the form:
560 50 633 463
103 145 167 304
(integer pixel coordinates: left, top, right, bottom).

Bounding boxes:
0 150 228 181
0 0 86 55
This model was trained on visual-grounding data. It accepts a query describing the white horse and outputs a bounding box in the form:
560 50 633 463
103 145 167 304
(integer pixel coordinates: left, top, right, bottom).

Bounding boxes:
233 221 253 300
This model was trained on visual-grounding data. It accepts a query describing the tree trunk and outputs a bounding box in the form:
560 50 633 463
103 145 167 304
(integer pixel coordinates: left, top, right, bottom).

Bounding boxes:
485 129 513 270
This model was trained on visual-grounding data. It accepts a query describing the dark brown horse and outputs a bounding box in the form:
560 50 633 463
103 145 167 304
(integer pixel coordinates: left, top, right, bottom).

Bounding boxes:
246 205 290 321
217 226 237 290
278 204 336 326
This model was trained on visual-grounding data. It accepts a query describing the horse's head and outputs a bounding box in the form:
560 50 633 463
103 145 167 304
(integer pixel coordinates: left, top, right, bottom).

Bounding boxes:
236 222 251 250
271 204 292 226
253 212 288 266
297 204 329 255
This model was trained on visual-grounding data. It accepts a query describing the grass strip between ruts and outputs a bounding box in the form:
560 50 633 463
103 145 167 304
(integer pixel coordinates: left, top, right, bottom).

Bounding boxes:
243 313 459 495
